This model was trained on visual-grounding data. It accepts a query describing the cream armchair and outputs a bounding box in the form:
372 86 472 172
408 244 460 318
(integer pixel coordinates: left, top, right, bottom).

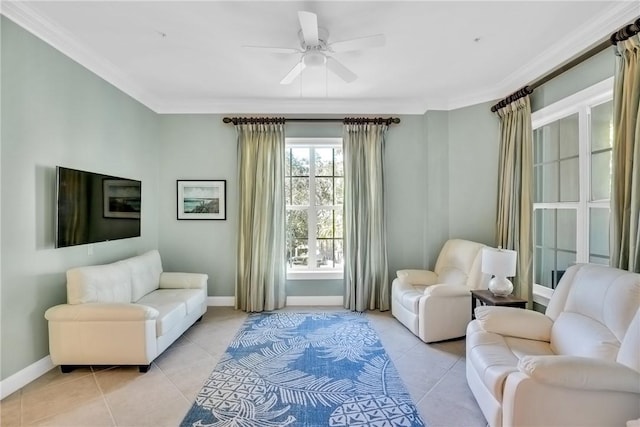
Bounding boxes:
391 239 490 343
466 263 640 427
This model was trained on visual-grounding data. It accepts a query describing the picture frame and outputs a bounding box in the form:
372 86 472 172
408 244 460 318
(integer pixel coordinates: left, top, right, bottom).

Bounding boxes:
103 179 141 219
177 180 226 220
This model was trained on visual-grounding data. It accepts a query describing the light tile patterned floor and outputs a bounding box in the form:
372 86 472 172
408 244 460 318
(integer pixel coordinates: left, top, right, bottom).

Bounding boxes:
0 307 487 427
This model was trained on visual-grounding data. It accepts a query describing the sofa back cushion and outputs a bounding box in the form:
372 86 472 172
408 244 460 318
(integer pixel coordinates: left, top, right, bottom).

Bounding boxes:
548 264 640 361
118 250 163 302
435 239 488 290
67 264 132 304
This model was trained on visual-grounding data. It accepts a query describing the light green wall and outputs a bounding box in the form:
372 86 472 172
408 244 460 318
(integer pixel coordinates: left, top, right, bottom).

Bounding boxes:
1 17 161 380
447 102 500 245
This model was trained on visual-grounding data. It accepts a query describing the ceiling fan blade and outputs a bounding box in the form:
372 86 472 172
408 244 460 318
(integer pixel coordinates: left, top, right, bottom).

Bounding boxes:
243 45 301 54
280 61 306 85
330 34 386 52
298 11 319 46
326 57 357 83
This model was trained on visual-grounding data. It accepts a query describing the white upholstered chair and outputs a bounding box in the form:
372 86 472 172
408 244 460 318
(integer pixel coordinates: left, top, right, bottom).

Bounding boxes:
466 263 640 427
391 239 490 343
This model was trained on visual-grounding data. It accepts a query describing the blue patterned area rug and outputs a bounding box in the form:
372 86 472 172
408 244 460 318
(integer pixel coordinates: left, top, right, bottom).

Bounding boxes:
180 312 425 427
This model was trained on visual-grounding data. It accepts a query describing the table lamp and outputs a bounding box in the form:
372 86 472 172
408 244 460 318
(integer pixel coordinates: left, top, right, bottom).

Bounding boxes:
482 247 517 296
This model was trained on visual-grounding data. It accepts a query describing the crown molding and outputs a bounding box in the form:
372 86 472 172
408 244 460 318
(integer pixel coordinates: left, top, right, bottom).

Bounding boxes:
1 1 164 112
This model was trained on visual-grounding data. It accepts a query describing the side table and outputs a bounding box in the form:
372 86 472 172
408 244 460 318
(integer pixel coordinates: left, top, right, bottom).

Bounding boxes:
470 289 527 319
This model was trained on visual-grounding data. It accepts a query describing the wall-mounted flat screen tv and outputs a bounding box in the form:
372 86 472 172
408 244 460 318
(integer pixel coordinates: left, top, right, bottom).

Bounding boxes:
55 166 141 248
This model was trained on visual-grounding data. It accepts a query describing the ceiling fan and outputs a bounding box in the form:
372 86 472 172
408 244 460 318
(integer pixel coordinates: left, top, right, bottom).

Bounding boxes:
244 11 385 85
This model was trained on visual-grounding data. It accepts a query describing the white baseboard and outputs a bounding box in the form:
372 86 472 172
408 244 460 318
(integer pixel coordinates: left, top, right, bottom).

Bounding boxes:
286 296 343 306
207 296 235 306
0 355 55 400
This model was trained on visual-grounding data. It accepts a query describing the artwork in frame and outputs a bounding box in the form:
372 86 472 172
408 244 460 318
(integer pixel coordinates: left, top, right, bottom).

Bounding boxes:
177 180 226 220
103 179 141 219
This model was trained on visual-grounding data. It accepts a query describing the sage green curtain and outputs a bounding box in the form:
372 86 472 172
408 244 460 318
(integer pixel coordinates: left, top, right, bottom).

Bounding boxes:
343 122 389 312
495 96 533 305
611 34 640 273
235 122 287 312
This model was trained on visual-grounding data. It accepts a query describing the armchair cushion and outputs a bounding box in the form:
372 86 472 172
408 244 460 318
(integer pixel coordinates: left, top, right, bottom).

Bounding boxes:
519 355 640 393
474 306 553 342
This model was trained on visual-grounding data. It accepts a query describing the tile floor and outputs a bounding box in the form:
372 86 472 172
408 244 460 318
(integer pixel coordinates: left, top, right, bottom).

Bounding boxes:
0 307 488 427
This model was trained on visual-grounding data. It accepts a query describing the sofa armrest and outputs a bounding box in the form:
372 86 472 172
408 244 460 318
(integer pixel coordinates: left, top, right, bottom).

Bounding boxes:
423 284 470 297
475 306 553 342
159 272 208 290
519 355 640 393
396 269 439 286
45 303 159 321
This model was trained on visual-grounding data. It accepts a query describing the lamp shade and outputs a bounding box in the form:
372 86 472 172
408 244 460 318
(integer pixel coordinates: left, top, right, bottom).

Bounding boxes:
482 247 517 277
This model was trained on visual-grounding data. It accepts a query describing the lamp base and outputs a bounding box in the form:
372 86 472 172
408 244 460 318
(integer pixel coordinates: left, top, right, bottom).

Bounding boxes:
488 276 513 296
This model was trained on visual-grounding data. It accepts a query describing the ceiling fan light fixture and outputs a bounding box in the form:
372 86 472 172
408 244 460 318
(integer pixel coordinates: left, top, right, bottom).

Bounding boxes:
302 50 326 67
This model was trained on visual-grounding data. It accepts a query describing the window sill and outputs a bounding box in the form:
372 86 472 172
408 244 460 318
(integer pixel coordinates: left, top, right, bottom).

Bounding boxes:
287 270 344 281
533 284 553 306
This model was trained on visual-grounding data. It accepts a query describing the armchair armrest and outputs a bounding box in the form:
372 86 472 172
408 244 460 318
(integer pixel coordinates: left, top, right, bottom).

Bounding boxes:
159 272 208 289
423 284 470 297
519 355 640 393
475 306 553 342
396 269 439 286
45 303 159 321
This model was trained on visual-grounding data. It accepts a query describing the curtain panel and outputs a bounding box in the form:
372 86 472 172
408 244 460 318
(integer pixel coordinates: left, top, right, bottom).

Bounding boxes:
495 96 534 305
611 34 640 273
343 123 390 312
235 122 287 312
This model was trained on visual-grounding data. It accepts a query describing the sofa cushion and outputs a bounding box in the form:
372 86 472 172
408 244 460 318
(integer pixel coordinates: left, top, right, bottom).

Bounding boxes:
137 291 186 336
67 264 132 304
118 250 163 302
152 289 205 315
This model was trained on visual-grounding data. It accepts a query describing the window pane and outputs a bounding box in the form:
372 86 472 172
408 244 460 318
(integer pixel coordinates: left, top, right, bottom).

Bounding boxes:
559 157 579 202
285 149 291 177
590 208 610 258
591 151 612 201
533 128 543 164
556 250 576 280
591 101 613 151
557 209 576 251
589 256 609 265
542 122 559 162
316 209 334 238
334 209 343 238
315 178 334 205
539 163 559 202
536 209 556 248
317 239 334 268
292 178 309 205
541 248 555 289
335 148 344 176
288 238 308 267
291 148 309 176
315 148 334 176
335 178 344 205
286 210 308 239
559 114 579 158
285 178 291 205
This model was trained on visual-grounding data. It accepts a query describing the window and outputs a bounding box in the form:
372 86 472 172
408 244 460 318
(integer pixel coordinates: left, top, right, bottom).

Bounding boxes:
285 138 344 279
532 78 613 303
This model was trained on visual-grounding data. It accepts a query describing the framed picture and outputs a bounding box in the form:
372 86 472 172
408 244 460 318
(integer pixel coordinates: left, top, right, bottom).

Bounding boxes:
103 179 141 219
177 180 226 220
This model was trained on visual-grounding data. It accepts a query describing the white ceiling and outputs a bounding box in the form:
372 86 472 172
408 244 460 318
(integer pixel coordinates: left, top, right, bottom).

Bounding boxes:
3 1 638 114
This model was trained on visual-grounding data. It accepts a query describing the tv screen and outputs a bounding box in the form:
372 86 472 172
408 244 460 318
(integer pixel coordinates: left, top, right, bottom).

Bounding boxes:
55 166 141 248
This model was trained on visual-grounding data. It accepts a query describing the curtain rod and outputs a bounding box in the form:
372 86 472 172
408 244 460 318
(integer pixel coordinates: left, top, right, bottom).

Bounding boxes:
491 17 639 113
222 117 401 125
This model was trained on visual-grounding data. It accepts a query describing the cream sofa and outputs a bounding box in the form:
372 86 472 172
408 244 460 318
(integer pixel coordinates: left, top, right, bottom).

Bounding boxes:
466 263 640 427
391 239 490 342
45 250 208 373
